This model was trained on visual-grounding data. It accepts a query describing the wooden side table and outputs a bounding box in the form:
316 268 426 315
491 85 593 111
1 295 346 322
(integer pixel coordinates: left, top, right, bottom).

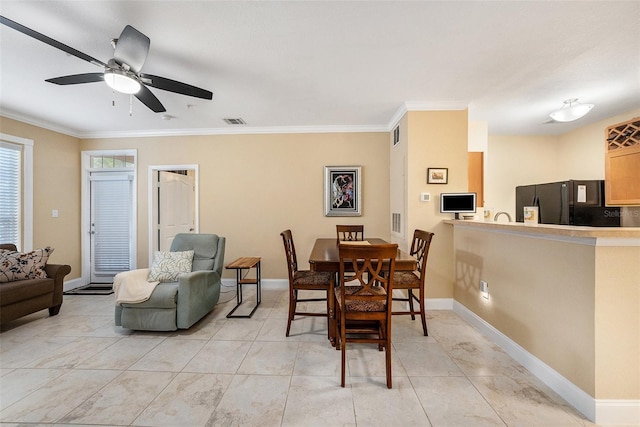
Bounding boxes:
225 257 261 318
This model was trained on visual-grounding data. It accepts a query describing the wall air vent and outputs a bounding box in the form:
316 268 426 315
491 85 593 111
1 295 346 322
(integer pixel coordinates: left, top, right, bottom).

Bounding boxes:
392 212 401 233
393 126 400 146
223 118 246 125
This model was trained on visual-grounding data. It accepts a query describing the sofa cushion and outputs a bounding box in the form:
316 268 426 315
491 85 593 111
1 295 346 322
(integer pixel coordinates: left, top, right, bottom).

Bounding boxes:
0 247 54 283
147 250 194 282
0 277 55 305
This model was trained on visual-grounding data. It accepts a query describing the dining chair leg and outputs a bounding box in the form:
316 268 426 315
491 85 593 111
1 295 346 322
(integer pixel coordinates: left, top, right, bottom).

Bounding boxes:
286 289 296 337
419 294 428 336
335 309 342 351
385 334 392 389
407 289 416 320
325 291 331 339
340 319 347 387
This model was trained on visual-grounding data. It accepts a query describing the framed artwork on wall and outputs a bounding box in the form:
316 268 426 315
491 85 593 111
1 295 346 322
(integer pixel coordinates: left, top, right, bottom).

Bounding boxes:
324 166 362 216
427 167 448 184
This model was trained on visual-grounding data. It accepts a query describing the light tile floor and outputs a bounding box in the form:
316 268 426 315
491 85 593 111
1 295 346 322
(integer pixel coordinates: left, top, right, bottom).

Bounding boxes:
0 287 606 426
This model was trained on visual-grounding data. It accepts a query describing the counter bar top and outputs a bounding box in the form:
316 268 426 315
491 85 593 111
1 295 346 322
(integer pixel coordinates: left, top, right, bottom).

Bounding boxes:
444 219 640 239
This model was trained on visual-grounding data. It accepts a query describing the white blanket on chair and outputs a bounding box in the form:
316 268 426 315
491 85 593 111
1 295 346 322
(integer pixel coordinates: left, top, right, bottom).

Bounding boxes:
113 268 160 305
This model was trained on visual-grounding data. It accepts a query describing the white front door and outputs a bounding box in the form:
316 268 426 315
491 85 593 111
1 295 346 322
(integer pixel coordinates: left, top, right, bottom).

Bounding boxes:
157 171 195 251
90 171 134 283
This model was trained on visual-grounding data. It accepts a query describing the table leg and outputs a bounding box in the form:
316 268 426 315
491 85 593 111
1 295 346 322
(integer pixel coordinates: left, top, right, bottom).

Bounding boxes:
329 272 336 347
226 262 261 318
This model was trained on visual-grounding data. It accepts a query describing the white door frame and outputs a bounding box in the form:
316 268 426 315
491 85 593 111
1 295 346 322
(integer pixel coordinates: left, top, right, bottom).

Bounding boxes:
81 150 137 285
148 164 199 266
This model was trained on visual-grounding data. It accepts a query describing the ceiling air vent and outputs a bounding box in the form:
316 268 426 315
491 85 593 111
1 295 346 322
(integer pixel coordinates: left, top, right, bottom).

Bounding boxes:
223 118 246 125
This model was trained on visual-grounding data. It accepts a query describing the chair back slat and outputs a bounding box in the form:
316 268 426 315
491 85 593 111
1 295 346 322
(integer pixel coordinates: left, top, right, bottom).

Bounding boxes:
410 230 434 276
338 243 397 306
280 229 298 279
336 225 364 241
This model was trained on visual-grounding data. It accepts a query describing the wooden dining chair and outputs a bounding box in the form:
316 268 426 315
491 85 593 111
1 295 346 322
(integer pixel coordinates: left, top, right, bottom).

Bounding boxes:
280 230 335 338
336 224 364 241
335 243 397 388
392 229 434 336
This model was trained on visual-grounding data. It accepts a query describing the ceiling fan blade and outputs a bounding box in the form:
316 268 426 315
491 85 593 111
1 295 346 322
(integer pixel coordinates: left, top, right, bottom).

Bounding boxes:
113 25 149 73
0 15 106 68
140 74 213 100
46 73 104 85
135 85 166 113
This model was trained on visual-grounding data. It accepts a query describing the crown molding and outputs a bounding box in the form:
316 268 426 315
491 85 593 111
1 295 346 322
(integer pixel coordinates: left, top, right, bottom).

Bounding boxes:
81 124 389 139
387 101 469 130
3 100 468 139
1 110 84 139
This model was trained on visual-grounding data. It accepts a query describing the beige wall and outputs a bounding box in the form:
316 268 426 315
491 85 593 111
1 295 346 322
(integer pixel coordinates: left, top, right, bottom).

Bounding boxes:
81 132 390 279
594 245 640 399
0 117 82 278
389 110 469 299
406 110 469 299
453 226 597 392
453 224 640 400
453 225 640 399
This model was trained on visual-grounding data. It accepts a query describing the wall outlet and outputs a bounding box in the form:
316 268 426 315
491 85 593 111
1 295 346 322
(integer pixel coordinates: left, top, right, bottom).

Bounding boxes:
51 209 59 218
480 280 489 299
420 192 431 202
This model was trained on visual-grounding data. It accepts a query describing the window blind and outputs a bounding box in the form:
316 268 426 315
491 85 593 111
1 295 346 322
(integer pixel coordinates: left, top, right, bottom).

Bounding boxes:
0 142 21 246
92 176 132 274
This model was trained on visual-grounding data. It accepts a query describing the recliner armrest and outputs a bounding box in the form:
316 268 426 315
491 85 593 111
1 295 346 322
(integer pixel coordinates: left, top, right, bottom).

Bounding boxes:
175 269 222 329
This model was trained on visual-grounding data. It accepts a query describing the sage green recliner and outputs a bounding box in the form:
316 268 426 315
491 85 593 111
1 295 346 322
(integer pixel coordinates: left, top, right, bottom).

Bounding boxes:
115 233 225 331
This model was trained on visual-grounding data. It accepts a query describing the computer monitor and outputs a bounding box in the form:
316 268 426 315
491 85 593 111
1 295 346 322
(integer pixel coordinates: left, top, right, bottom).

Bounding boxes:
440 192 477 219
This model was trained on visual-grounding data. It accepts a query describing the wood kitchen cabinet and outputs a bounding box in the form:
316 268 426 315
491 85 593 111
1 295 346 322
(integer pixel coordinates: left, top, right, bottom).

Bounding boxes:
605 118 640 205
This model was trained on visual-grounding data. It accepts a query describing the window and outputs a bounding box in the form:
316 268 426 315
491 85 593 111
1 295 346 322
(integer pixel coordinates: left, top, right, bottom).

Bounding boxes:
0 134 33 250
90 155 135 169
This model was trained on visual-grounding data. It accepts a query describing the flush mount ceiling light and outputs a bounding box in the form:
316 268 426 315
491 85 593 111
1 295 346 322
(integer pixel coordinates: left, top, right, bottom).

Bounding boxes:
549 98 594 122
104 69 141 94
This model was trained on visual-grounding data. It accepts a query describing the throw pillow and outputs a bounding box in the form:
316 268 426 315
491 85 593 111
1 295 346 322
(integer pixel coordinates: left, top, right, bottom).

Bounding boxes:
0 247 54 283
147 250 194 282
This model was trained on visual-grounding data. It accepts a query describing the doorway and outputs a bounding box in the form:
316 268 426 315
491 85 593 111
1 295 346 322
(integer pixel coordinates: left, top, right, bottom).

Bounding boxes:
89 171 134 283
81 150 137 287
148 165 198 264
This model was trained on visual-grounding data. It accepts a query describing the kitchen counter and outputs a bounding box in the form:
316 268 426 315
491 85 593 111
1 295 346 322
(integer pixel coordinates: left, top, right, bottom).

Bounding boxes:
446 219 639 424
444 219 640 240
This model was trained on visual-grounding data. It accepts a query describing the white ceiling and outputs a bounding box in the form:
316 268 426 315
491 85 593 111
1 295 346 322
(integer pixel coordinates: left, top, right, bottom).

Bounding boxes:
1 1 639 139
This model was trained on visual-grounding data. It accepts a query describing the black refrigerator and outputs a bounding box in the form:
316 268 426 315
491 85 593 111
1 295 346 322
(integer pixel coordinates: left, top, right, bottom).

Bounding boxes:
515 180 620 226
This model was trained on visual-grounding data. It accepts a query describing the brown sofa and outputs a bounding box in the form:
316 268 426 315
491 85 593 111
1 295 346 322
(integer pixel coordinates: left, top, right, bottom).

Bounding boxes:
0 243 71 325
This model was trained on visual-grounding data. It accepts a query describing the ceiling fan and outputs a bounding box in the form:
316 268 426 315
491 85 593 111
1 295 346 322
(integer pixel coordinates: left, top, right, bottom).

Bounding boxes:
0 15 213 113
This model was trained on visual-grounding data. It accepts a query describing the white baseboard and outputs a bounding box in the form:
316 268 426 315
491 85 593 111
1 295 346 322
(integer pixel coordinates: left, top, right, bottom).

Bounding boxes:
453 300 640 426
595 400 640 426
63 278 84 292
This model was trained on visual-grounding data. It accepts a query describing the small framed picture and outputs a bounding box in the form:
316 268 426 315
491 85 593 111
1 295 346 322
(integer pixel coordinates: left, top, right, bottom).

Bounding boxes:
427 168 448 184
324 166 362 216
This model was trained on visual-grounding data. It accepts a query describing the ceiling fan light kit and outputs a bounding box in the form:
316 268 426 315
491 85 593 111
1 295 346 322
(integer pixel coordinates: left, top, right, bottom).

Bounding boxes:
104 69 141 94
549 98 594 122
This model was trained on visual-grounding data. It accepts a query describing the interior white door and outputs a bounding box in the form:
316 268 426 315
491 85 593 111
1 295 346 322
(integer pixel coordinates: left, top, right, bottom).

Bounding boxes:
158 171 195 251
90 172 134 283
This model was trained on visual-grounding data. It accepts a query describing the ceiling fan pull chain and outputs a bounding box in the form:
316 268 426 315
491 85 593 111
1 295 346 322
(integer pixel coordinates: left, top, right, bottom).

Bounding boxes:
112 89 116 107
129 94 133 116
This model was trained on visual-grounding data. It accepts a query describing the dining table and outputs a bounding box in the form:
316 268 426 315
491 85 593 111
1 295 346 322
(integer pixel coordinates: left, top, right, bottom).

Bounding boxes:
308 237 418 345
